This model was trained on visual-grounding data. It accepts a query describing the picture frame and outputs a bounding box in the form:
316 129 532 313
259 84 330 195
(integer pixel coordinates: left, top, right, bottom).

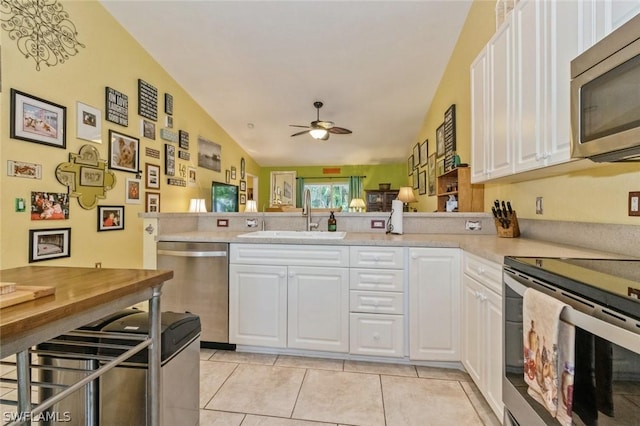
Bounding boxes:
30 192 69 221
145 163 160 190
240 157 245 179
164 144 175 176
412 170 419 189
197 137 221 172
145 192 160 213
437 157 445 176
408 155 414 175
29 228 71 263
225 169 230 183
141 119 155 140
76 102 102 143
109 130 139 173
240 194 246 205
240 180 246 191
11 89 67 149
125 178 142 204
8 160 42 179
98 205 125 231
188 166 197 187
413 143 420 168
428 153 436 196
436 122 445 158
419 170 427 195
419 139 428 167
231 166 237 180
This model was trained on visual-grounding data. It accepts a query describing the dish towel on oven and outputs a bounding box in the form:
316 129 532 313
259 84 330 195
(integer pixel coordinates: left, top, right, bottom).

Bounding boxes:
523 288 575 426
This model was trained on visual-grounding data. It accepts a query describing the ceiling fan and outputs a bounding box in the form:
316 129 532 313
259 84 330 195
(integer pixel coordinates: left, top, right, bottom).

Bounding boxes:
290 101 352 140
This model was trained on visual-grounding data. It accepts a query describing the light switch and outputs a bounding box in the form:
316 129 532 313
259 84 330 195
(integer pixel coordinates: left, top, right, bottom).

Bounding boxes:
629 192 640 216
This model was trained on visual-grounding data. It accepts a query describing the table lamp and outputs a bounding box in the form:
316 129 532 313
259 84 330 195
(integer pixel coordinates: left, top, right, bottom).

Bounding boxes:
188 198 207 212
397 187 416 212
245 200 258 213
349 198 366 212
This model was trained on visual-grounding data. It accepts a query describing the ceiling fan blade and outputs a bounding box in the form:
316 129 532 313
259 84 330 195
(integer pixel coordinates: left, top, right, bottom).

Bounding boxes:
289 124 310 129
328 127 352 135
290 129 311 137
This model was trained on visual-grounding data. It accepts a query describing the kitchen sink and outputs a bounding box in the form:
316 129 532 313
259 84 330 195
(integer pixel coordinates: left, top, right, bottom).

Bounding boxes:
237 230 347 239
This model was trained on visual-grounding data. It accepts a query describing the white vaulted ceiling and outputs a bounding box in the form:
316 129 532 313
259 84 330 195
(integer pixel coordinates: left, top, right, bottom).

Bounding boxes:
100 0 472 167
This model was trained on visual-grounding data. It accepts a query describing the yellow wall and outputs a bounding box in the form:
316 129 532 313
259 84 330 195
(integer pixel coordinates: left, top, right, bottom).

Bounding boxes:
0 0 258 269
412 0 640 224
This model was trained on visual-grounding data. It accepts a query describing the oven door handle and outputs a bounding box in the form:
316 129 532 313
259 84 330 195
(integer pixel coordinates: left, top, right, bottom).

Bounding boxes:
504 273 640 355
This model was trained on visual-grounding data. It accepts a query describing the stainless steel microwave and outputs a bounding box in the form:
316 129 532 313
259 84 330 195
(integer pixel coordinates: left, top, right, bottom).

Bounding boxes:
571 12 640 162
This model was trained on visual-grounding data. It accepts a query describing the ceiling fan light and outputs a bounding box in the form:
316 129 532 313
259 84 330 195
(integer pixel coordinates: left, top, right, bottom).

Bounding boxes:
310 128 328 139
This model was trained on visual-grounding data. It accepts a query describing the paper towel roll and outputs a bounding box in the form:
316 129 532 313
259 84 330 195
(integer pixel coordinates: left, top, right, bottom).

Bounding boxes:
390 199 404 234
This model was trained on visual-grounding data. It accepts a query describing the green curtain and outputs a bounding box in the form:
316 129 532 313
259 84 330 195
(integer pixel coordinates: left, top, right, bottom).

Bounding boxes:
349 176 363 203
296 177 305 208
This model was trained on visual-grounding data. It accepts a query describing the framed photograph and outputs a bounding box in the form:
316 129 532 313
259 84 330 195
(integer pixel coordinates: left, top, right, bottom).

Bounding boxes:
164 93 173 115
30 192 69 220
419 170 427 195
436 122 445 158
240 194 246 205
145 192 160 213
408 155 414 175
80 166 105 187
141 119 155 140
437 157 445 176
420 139 428 167
11 89 67 149
109 130 139 173
76 102 102 143
198 136 221 172
165 144 175 176
240 180 246 191
98 205 124 231
29 228 71 263
428 153 436 196
145 163 160 190
165 115 173 128
412 170 419 189
188 166 197 187
225 169 230 183
413 143 420 168
125 178 142 204
231 166 237 180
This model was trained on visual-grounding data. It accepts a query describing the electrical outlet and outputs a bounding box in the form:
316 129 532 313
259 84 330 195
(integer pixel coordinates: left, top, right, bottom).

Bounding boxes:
535 197 544 215
629 191 640 216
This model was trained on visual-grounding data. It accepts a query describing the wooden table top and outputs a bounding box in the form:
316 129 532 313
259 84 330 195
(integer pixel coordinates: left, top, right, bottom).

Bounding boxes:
0 266 173 341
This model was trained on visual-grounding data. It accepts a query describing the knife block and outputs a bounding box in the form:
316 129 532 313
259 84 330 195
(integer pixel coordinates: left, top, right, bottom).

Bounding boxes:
494 211 520 238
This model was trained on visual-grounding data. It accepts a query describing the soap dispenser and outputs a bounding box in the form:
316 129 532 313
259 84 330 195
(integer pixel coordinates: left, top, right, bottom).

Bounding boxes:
328 211 337 232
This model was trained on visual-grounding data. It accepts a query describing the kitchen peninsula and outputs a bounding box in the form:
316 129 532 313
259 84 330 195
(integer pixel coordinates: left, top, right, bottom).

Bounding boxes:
0 266 173 426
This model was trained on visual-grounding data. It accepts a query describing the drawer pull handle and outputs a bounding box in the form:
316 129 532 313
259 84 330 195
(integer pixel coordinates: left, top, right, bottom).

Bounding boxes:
373 332 380 341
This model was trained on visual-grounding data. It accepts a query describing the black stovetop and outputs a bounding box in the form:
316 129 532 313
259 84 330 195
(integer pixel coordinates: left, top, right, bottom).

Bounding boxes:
504 257 640 319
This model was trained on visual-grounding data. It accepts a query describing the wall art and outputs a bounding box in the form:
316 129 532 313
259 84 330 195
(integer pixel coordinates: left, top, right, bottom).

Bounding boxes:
164 93 173 115
413 143 420 169
7 160 42 179
165 115 173 128
125 178 142 204
141 119 155 140
179 130 189 149
420 140 428 167
240 157 245 179
160 128 178 142
408 155 414 176
419 170 427 195
98 205 124 231
145 163 160 190
240 180 246 192
443 104 457 171
198 136 221 172
29 228 71 263
188 166 197 187
231 166 237 180
10 89 66 148
56 144 116 209
165 144 176 176
436 122 445 158
105 87 128 126
109 130 139 173
76 102 101 143
30 192 69 220
145 192 160 213
138 79 158 121
428 153 436 196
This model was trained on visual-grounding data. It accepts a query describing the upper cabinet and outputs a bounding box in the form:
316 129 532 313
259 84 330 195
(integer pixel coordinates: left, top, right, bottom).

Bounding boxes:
471 0 640 183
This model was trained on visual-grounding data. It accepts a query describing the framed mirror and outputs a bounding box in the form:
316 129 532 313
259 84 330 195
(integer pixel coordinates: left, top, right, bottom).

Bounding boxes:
270 171 296 206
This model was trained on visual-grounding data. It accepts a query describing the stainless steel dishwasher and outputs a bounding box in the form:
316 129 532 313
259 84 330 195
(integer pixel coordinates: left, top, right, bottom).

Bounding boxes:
157 241 233 348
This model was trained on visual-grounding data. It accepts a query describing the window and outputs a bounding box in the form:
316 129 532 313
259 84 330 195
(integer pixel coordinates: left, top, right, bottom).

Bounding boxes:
304 182 349 211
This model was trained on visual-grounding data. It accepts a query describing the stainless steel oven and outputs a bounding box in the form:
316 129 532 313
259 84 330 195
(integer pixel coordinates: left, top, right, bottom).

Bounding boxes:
503 257 640 426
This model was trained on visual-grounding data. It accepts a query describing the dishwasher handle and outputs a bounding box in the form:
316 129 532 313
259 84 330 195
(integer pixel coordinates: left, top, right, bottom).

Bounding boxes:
157 249 228 258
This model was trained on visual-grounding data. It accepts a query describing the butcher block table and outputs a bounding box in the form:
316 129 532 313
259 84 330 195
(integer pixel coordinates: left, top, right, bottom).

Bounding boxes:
0 266 173 426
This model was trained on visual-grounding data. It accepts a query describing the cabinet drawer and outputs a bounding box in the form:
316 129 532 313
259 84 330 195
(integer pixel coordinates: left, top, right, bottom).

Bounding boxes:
350 290 403 314
350 246 404 269
230 244 349 267
350 268 404 292
463 252 502 294
350 313 404 357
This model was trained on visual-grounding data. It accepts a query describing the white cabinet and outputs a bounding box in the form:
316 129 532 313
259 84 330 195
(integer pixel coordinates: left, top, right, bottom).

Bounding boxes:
408 248 461 361
349 246 405 358
578 0 640 53
470 47 489 183
461 252 504 419
229 244 349 353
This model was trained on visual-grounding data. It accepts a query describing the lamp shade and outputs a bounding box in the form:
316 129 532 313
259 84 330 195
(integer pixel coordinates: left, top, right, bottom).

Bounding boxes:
349 198 366 212
245 200 258 213
309 128 329 140
188 198 207 212
397 187 416 203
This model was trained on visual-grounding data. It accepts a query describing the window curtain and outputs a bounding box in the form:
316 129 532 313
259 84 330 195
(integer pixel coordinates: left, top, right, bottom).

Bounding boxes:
296 177 305 208
349 176 363 203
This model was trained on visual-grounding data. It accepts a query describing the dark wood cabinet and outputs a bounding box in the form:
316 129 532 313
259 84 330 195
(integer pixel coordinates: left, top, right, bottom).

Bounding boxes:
365 189 399 212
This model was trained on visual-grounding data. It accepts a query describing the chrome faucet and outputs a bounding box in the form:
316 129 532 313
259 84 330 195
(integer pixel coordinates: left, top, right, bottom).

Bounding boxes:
302 189 318 231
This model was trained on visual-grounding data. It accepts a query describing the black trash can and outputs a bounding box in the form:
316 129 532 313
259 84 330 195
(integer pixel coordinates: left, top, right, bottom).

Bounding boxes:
37 308 141 426
98 311 201 426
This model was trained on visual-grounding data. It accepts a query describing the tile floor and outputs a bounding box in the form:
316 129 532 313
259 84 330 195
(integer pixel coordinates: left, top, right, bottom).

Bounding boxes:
198 349 501 426
1 350 501 425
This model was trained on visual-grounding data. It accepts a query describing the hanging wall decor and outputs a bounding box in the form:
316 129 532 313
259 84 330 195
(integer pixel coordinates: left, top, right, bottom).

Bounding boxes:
1 0 85 71
56 144 116 209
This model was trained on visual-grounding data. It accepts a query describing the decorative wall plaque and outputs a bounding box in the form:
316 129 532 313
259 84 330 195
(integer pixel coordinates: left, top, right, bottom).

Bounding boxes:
178 150 190 160
167 178 186 187
179 130 189 149
160 128 178 143
105 87 128 126
145 147 160 159
443 104 457 172
138 79 158 121
165 144 175 176
164 93 173 115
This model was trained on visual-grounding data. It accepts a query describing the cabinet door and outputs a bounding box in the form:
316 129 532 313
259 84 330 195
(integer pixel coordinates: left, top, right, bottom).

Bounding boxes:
470 47 489 183
484 286 504 419
350 313 404 358
288 266 349 352
229 264 287 348
409 248 461 361
461 275 484 385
